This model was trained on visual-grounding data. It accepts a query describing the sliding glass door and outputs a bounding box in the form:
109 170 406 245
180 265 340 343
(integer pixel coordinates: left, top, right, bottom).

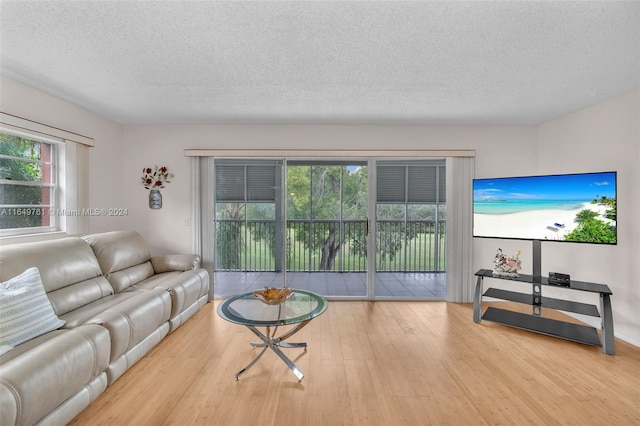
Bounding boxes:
213 159 369 298
374 160 447 299
285 161 368 297
212 158 446 300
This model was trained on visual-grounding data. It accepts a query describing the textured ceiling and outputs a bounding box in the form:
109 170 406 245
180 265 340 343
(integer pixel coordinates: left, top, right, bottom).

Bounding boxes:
1 1 639 125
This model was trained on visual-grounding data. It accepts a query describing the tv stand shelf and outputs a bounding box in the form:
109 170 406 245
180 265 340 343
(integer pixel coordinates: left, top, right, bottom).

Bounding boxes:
473 269 614 354
482 288 601 317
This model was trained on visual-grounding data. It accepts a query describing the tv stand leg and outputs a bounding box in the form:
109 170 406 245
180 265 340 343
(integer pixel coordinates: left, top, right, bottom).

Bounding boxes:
600 294 615 355
473 276 483 323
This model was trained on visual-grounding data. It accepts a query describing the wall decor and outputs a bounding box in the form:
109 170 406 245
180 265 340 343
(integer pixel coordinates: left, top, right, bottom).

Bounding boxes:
141 165 173 209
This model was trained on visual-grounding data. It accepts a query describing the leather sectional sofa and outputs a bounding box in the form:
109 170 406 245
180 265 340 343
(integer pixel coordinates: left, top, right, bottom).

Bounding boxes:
0 231 210 426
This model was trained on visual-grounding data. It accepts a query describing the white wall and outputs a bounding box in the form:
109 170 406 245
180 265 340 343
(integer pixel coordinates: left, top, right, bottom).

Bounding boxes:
122 124 538 254
0 76 126 240
537 90 640 345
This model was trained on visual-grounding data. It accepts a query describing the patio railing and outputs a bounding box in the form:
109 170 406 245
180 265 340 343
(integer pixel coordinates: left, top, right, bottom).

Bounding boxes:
215 219 445 273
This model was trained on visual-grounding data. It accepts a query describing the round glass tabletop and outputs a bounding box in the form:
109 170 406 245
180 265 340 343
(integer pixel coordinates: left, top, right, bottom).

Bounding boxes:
217 289 328 327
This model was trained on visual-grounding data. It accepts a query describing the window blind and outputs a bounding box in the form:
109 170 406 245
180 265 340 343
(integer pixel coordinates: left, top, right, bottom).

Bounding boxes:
214 160 280 202
377 160 445 203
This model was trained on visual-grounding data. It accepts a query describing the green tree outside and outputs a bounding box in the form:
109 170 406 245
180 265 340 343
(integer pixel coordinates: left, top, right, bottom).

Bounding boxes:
0 134 45 229
287 165 367 270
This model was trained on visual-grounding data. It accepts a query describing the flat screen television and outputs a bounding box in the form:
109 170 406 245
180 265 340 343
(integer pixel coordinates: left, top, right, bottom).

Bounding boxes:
473 171 617 244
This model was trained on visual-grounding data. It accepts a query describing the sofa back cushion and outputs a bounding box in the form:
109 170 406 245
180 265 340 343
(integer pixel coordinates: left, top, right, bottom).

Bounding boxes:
82 230 154 292
47 276 114 316
0 237 112 316
0 238 103 292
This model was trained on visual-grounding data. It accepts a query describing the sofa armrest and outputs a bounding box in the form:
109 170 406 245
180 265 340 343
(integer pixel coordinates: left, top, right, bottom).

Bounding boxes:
150 254 201 273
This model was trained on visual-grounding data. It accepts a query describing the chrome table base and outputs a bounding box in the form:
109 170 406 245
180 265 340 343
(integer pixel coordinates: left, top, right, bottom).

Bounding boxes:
236 321 311 382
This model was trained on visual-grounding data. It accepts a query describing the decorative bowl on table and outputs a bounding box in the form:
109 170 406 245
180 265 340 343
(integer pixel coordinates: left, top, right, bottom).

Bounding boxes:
252 287 294 305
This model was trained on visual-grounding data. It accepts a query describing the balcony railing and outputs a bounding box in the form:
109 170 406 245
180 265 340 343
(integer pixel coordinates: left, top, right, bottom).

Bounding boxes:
215 219 445 273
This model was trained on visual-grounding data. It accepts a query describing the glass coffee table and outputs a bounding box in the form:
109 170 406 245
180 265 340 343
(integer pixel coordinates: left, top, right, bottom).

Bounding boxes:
217 289 327 382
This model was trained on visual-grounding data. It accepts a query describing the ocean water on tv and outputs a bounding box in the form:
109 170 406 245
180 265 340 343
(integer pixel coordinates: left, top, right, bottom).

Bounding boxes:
473 200 589 215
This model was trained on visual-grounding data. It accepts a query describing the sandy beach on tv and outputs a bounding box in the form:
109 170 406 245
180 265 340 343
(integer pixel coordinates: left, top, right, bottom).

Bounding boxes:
474 202 610 240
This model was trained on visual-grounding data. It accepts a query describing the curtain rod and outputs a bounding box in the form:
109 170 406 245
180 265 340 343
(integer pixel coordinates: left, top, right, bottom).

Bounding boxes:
184 149 475 158
0 112 94 147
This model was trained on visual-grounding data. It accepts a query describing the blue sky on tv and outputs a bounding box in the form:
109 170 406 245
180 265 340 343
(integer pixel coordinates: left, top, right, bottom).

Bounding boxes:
474 172 616 201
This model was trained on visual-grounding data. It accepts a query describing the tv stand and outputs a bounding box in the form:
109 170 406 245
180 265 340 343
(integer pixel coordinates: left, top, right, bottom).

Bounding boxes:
473 269 614 354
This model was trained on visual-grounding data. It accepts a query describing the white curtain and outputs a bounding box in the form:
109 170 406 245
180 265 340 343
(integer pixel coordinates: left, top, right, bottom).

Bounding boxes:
63 141 90 235
193 157 215 300
445 156 475 302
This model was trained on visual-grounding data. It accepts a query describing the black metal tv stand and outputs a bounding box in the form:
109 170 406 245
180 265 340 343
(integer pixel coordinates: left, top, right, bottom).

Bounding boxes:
473 269 615 354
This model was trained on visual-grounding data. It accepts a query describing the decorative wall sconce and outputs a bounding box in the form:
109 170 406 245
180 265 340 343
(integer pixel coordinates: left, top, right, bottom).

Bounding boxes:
141 166 173 209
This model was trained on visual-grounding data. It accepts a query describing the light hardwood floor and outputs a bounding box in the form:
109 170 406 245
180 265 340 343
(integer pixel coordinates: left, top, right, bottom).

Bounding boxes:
69 301 640 425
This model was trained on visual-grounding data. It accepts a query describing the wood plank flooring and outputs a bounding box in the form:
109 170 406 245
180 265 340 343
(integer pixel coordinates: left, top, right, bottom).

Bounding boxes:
69 301 640 425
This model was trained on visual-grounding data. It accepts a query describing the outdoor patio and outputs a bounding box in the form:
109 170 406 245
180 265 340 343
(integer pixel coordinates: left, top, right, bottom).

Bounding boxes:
214 271 446 299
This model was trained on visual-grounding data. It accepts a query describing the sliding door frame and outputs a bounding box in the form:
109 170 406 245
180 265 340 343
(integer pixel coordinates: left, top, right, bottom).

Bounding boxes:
188 149 475 302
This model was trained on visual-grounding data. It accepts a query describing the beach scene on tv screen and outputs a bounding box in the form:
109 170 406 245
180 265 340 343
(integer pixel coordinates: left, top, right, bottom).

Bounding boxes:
473 172 617 243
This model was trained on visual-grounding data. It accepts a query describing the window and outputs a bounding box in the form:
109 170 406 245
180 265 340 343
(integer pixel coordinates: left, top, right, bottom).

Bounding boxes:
0 132 61 235
0 113 94 238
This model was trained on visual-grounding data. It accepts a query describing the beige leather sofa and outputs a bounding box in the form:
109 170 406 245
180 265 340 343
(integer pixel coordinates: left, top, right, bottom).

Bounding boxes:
0 231 210 426
82 231 209 334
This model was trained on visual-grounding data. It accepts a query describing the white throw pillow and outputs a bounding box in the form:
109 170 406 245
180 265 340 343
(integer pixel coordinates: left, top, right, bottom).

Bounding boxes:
0 267 65 355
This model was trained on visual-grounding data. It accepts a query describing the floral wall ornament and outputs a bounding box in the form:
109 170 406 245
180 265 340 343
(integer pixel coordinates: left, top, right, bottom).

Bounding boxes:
141 165 173 189
141 165 174 209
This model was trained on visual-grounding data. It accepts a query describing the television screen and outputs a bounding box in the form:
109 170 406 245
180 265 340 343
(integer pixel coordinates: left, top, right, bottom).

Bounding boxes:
473 171 617 244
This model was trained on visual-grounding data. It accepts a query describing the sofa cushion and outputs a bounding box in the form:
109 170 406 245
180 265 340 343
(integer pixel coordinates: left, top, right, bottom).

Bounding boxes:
0 267 65 355
82 230 155 292
128 269 209 319
82 230 152 276
0 237 110 318
47 275 114 316
0 324 110 426
0 237 103 293
60 289 172 362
